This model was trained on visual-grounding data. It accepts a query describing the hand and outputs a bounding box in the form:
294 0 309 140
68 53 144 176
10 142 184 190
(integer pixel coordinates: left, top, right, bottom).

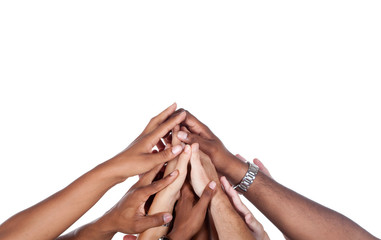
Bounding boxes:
220 176 270 240
99 164 179 237
167 182 216 240
175 110 247 183
106 103 186 180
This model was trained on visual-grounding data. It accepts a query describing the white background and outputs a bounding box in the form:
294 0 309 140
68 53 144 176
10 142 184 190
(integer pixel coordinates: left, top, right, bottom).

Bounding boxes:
1 1 380 239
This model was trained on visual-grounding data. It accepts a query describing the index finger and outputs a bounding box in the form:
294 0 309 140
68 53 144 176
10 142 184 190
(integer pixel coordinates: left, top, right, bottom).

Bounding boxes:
145 111 186 149
142 103 178 135
177 109 214 139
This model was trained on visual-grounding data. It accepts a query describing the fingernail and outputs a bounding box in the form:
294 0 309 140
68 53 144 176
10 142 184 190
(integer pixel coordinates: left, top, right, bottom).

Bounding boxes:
163 213 173 223
169 170 178 177
192 143 199 152
184 145 191 153
172 145 183 154
177 131 187 140
209 181 216 190
164 144 169 150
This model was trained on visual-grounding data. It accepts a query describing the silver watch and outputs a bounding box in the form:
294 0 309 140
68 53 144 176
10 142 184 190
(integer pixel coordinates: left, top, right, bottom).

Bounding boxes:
233 161 259 194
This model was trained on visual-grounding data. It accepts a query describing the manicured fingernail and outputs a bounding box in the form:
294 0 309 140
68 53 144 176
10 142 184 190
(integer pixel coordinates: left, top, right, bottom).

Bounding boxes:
172 145 183 154
192 143 199 152
177 131 187 140
169 170 178 177
184 145 191 153
163 213 173 223
209 181 216 190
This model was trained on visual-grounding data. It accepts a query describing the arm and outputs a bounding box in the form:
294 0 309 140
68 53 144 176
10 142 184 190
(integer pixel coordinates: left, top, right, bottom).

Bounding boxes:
189 143 255 240
0 103 186 240
57 164 179 240
176 110 378 240
138 126 191 240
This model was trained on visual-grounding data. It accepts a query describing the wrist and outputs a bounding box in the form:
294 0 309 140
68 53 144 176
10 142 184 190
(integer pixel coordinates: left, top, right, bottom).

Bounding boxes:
76 217 116 240
99 157 130 184
217 153 248 185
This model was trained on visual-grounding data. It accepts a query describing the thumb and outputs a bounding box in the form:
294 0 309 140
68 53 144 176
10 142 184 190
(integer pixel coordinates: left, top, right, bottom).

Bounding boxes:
177 131 213 153
138 212 173 231
123 235 137 240
147 144 184 165
194 181 216 213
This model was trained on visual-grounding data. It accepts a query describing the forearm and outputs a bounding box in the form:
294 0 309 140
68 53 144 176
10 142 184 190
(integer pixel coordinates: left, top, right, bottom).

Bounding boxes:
138 188 177 240
56 216 115 240
244 171 377 240
0 162 123 240
209 190 255 240
138 161 178 239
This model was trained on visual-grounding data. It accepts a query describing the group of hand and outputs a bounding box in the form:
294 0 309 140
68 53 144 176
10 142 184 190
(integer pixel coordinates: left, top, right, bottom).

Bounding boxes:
95 103 270 240
1 103 377 240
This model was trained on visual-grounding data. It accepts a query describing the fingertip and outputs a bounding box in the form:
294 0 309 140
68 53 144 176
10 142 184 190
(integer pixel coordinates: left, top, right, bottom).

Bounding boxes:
163 213 173 223
177 131 188 140
184 144 191 153
209 181 217 190
171 145 183 155
192 143 199 152
169 169 179 177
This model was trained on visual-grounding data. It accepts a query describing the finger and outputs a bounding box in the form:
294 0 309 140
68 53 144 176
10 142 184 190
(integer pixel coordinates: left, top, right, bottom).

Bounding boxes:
123 235 137 240
145 143 184 167
136 163 165 187
172 125 181 146
175 144 192 173
143 103 177 134
139 169 179 198
244 213 263 233
180 125 191 133
146 111 186 149
137 212 173 232
220 176 251 218
177 131 214 156
178 109 214 138
253 158 272 178
194 181 216 213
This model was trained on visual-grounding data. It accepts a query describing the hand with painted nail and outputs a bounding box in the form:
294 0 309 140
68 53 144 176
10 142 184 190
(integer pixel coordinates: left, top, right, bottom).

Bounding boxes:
138 127 192 240
167 182 216 240
108 103 186 180
57 164 179 240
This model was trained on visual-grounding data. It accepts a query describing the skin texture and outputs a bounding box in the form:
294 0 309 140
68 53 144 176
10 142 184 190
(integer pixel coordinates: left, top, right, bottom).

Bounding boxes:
167 182 216 240
0 103 185 240
189 143 255 240
138 125 191 240
220 176 270 240
176 109 378 240
57 164 179 240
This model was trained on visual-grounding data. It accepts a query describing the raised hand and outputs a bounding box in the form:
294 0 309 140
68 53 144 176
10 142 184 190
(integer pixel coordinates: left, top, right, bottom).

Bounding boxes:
107 103 186 180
